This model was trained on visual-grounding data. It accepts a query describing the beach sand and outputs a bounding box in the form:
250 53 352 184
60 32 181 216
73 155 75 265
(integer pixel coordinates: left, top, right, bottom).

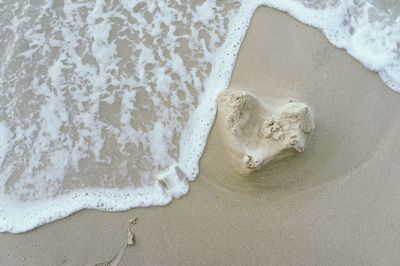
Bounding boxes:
2 7 400 265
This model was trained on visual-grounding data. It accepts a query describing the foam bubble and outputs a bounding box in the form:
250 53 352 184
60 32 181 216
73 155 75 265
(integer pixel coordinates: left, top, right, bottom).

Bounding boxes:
0 122 11 166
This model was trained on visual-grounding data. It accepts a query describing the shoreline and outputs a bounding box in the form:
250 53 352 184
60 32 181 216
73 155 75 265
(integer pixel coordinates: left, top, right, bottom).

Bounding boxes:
1 7 400 265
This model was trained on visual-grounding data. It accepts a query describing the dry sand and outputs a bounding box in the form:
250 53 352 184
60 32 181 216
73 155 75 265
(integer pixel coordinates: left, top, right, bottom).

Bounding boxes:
2 7 400 265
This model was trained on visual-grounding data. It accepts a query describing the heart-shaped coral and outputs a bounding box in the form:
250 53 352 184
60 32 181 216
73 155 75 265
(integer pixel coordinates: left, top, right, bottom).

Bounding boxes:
216 90 315 175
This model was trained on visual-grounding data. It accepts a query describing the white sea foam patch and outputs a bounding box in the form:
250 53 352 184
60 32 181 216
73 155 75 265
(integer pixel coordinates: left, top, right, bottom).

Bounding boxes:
0 123 11 166
260 0 400 91
0 0 399 233
0 0 247 233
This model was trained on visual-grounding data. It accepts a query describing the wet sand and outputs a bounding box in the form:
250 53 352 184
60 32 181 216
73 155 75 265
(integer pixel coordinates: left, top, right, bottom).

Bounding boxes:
1 7 400 265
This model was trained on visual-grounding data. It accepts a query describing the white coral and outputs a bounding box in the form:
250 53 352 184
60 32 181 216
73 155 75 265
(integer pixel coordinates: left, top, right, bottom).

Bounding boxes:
217 90 315 175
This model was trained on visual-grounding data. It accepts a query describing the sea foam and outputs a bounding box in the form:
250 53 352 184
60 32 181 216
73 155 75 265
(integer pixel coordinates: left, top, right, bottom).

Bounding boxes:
0 0 399 233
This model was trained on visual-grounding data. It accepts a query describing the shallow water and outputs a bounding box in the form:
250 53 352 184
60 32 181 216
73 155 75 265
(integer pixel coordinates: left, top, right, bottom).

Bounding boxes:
0 0 399 232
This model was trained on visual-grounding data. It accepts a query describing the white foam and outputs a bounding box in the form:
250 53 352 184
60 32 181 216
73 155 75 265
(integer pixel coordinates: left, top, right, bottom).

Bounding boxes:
0 123 11 167
259 0 400 91
0 0 399 233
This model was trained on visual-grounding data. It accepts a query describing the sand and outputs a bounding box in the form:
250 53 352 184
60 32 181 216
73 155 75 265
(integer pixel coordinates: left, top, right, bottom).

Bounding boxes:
2 7 400 265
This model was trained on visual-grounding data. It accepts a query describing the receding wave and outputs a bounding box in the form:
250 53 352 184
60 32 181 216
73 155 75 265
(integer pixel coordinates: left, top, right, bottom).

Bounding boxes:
0 0 398 232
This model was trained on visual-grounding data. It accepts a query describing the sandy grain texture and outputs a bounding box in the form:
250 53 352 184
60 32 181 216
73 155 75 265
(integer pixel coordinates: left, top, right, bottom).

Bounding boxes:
1 7 400 265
